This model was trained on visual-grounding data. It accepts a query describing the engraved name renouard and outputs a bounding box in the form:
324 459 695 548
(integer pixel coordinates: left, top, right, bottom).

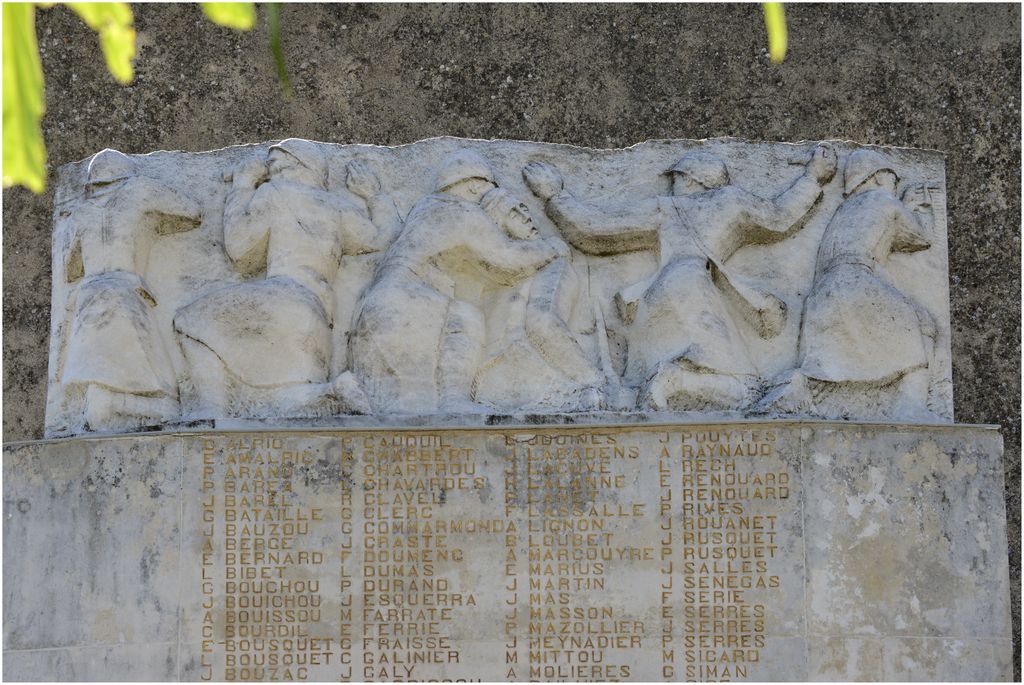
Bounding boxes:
47 139 953 437
192 428 798 682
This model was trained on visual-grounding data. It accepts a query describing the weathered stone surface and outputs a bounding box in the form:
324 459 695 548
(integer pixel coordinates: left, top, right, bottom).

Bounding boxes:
3 421 1011 681
45 138 953 437
2 437 181 652
803 426 1011 639
2 643 178 682
2 7 1018 673
807 636 1015 682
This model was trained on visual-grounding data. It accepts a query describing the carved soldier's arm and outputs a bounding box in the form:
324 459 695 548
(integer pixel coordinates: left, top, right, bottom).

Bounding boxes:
465 220 563 286
545 194 662 256
336 203 390 255
222 160 271 274
734 143 838 244
134 177 203 233
339 161 402 254
364 194 402 248
892 199 933 253
893 184 934 253
523 161 660 256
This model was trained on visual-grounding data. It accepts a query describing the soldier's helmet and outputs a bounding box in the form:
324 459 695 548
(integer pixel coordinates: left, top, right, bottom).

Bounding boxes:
844 149 900 196
269 138 328 183
667 151 729 189
435 150 496 193
87 149 135 185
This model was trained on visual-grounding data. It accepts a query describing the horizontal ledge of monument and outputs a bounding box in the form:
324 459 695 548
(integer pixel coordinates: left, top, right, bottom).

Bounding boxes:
16 414 999 448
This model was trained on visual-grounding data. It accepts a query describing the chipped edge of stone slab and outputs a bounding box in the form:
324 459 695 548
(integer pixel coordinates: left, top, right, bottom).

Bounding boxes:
3 417 1001 449
57 136 947 174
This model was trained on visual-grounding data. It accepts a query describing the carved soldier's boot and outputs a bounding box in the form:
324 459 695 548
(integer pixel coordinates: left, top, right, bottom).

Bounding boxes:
83 385 178 434
574 385 607 412
269 372 372 418
753 369 816 416
331 371 371 414
639 362 749 412
892 368 945 423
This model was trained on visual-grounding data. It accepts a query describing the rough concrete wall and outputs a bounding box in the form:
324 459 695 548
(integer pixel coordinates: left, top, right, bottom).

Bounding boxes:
2 3 1019 675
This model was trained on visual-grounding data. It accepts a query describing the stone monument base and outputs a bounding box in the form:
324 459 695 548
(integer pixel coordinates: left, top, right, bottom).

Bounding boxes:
3 421 1012 681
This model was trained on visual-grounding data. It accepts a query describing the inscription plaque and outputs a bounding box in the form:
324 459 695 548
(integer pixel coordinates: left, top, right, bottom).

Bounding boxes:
181 427 801 681
3 423 1012 681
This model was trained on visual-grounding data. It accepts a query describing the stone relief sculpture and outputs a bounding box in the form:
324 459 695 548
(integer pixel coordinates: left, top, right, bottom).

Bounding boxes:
42 139 955 437
172 139 400 420
52 149 202 435
349 151 564 413
472 192 607 412
523 143 838 412
757 149 947 421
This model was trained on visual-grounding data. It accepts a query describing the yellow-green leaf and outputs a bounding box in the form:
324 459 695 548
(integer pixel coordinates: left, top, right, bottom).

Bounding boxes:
763 2 787 64
67 2 135 83
3 3 47 192
266 3 293 99
201 3 256 30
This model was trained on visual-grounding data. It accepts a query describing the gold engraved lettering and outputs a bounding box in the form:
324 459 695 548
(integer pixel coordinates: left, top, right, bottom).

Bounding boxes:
676 431 788 682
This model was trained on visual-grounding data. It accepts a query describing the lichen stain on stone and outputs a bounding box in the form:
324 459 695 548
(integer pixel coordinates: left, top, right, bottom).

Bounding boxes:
813 638 884 680
139 546 160 586
88 607 122 643
19 445 90 487
845 465 887 520
139 513 167 549
896 439 978 484
846 531 908 607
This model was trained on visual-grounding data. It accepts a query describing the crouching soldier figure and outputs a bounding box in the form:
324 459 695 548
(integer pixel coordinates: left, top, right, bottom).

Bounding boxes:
350 150 564 413
174 140 400 420
523 144 837 411
54 149 201 435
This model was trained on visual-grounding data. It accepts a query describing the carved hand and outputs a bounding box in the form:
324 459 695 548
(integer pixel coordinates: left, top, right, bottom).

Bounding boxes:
808 143 838 184
523 161 564 201
758 293 787 339
231 157 269 187
902 183 934 214
346 160 382 200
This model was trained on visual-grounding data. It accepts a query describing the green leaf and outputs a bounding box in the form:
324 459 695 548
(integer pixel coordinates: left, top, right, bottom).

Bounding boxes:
3 3 47 192
266 3 293 99
200 3 256 31
67 2 135 83
762 2 787 64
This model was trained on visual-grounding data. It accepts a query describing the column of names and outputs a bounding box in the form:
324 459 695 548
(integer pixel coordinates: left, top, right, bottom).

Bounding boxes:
220 437 332 681
193 428 799 682
676 430 786 683
359 434 481 681
521 434 647 682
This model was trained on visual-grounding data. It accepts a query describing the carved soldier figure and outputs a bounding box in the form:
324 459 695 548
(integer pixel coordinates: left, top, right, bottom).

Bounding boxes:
173 139 400 419
523 144 837 411
349 150 564 413
473 188 606 412
55 149 202 434
759 149 940 420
